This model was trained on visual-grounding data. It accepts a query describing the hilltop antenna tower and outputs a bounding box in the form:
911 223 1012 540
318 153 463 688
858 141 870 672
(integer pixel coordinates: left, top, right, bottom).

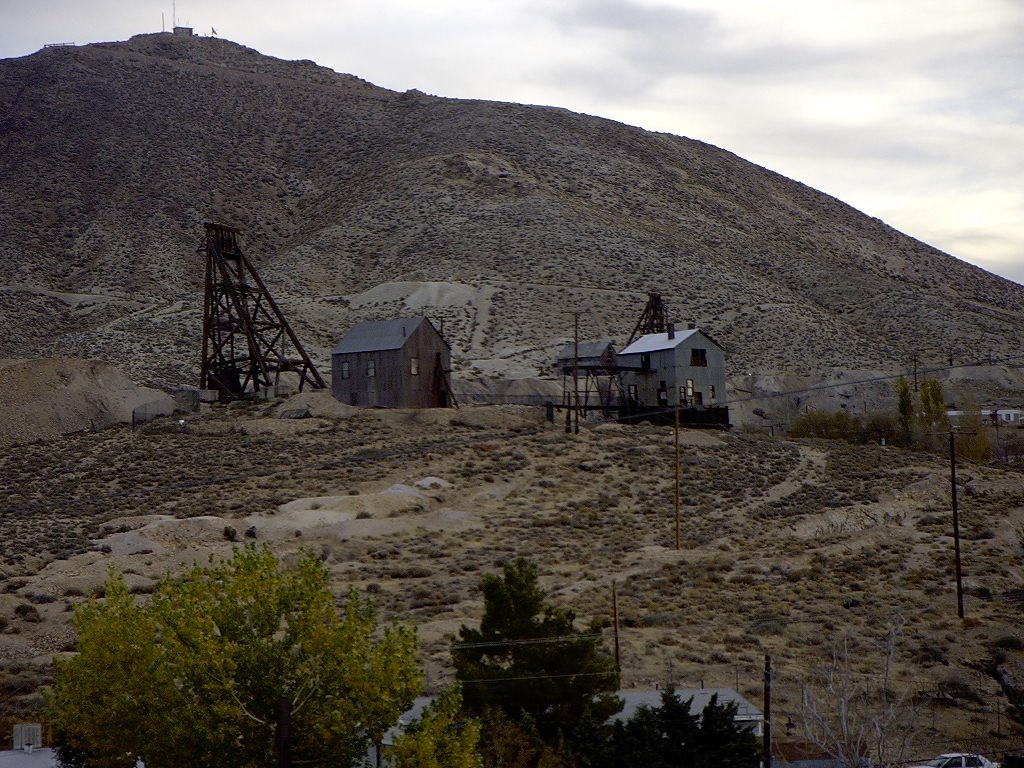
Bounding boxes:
199 223 325 401
625 291 669 346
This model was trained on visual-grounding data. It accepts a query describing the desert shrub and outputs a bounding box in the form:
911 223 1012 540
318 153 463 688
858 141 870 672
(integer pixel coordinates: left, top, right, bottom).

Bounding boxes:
638 611 684 627
992 635 1024 651
386 565 432 579
788 410 863 441
789 409 904 445
864 413 900 444
955 397 994 463
937 673 982 703
14 604 41 622
913 643 948 666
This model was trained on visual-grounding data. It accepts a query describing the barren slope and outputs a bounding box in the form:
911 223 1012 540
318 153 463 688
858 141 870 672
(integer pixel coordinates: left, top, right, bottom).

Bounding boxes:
2 397 1024 752
2 33 1024 391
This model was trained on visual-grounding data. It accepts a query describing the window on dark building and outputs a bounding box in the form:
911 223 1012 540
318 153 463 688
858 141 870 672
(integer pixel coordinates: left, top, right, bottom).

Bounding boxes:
410 356 419 375
367 359 376 378
690 348 708 367
341 361 350 380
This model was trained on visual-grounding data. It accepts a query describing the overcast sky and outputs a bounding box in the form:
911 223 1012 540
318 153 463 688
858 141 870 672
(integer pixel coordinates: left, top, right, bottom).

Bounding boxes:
4 0 1023 283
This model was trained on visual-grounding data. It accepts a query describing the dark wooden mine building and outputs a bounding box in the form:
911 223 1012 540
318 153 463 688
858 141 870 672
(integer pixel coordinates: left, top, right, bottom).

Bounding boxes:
331 317 452 408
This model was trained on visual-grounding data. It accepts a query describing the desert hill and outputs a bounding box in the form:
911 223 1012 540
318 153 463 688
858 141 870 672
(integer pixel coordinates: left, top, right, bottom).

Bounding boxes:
2 33 1024 395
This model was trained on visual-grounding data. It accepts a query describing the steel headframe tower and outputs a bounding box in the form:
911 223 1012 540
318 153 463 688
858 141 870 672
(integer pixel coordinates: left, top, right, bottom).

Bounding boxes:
624 291 669 347
199 222 325 401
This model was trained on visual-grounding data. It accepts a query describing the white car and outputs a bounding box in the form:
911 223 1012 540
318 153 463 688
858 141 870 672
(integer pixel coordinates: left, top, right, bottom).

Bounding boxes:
908 754 1000 768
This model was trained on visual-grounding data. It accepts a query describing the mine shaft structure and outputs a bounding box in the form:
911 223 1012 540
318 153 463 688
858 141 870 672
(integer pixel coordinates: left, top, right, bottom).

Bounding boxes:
560 291 666 418
624 291 669 347
199 222 325 401
560 354 626 419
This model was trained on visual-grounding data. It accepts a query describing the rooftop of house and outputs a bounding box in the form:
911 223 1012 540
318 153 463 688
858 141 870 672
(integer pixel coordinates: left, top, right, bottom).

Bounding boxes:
0 748 56 767
610 687 762 723
332 317 445 355
618 328 702 356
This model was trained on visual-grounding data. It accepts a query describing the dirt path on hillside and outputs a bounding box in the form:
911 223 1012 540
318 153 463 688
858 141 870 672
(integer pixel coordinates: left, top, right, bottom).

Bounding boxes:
731 444 828 518
468 285 497 353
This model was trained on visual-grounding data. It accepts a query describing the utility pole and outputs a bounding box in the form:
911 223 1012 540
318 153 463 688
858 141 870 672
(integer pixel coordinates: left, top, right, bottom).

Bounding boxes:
563 311 581 435
912 353 919 392
612 580 621 672
564 365 572 434
950 429 965 619
763 655 772 768
674 405 681 550
276 697 292 768
573 311 580 435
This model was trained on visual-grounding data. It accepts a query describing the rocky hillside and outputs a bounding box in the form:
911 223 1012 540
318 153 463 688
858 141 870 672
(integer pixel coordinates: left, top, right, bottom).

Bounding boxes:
2 33 1023 391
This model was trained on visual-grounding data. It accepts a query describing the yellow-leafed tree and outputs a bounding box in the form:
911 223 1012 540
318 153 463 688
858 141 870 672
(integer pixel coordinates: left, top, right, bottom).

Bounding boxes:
49 545 422 768
389 686 483 768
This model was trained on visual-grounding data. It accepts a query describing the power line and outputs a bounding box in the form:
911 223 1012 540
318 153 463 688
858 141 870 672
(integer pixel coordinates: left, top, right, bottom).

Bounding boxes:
552 351 1024 426
451 633 605 650
720 351 1024 410
462 671 617 685
6 352 1023 563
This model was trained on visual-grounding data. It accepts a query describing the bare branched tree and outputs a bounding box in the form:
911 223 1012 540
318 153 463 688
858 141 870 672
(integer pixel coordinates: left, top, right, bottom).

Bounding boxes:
800 615 920 768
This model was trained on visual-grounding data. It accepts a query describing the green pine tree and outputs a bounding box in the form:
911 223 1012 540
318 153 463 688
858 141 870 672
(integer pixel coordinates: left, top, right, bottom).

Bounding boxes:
453 558 620 746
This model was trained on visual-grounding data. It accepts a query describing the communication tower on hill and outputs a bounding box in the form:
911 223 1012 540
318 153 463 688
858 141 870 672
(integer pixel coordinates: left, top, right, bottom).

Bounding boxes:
199 222 325 401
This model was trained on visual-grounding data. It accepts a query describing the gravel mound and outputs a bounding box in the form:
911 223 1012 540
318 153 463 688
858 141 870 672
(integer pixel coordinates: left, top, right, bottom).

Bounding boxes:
0 358 172 447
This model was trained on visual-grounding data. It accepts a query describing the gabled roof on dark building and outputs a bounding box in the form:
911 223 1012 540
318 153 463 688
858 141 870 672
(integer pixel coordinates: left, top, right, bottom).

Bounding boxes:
331 317 448 355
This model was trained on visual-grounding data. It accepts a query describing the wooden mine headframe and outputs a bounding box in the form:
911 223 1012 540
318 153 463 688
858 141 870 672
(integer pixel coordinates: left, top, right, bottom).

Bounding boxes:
199 222 325 401
625 291 669 347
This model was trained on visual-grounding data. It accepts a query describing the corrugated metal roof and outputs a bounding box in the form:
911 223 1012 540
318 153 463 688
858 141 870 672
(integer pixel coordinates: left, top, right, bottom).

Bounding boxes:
618 328 700 355
556 340 615 362
332 317 429 354
611 687 762 723
0 748 56 767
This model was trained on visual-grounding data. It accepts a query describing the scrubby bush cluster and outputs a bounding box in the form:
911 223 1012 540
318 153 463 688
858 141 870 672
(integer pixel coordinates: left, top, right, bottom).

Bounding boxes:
789 377 995 463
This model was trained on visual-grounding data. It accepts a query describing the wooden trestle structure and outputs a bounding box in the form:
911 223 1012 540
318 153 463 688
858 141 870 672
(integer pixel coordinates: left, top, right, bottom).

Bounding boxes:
199 223 325 402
